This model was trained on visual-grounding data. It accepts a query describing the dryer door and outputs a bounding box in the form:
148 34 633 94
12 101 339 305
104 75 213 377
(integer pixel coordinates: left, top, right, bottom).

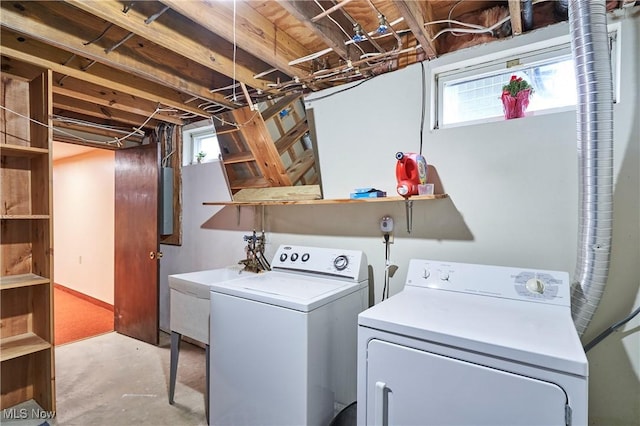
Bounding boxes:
365 340 568 426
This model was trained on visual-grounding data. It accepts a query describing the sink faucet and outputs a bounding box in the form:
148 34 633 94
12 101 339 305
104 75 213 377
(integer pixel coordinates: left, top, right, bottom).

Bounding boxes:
239 230 270 273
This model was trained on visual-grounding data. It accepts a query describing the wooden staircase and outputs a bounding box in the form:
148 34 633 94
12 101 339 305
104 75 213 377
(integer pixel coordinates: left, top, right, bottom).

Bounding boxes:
215 94 318 194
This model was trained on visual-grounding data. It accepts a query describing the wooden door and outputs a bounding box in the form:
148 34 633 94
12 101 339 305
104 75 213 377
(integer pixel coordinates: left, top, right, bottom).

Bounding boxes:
114 143 160 345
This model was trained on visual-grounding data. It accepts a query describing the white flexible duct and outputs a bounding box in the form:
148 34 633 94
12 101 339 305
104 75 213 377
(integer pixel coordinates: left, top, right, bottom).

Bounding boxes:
569 0 614 336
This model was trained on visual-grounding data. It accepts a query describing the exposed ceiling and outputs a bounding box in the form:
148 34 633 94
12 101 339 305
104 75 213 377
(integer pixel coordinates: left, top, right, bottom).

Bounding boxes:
0 0 628 148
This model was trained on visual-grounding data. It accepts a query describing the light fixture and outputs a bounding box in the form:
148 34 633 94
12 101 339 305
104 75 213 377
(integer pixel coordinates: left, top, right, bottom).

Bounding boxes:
377 14 388 34
352 23 365 42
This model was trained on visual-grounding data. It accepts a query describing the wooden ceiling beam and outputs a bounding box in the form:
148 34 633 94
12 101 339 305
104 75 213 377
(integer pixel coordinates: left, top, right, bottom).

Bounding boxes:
64 0 271 93
161 0 310 79
53 120 144 143
277 0 357 63
0 31 209 118
51 77 184 126
0 3 237 109
53 94 161 129
394 1 438 59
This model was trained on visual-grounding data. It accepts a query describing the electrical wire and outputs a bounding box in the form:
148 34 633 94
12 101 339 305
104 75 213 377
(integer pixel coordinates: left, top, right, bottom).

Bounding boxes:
303 76 373 103
382 233 390 300
584 305 640 353
1 104 97 144
52 115 133 134
111 106 174 146
419 61 426 156
314 0 366 57
232 0 238 102
211 108 262 129
433 0 553 41
1 103 176 147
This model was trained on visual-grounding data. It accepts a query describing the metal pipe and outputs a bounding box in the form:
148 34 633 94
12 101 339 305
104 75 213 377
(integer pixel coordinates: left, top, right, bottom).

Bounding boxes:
522 0 534 31
311 0 356 22
568 0 614 336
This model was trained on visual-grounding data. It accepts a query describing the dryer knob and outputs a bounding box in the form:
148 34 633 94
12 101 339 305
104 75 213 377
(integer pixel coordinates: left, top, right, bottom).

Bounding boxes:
423 269 431 279
439 271 450 281
526 278 545 294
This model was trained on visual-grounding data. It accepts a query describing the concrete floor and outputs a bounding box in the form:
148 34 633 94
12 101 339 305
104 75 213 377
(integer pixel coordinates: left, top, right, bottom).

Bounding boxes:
51 331 207 425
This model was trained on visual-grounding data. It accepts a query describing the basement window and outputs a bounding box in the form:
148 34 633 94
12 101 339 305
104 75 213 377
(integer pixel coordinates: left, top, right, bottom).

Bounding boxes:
436 28 619 128
182 121 220 165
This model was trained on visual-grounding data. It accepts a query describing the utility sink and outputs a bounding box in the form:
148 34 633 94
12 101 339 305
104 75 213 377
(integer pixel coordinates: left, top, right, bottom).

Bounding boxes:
168 266 255 412
169 266 254 343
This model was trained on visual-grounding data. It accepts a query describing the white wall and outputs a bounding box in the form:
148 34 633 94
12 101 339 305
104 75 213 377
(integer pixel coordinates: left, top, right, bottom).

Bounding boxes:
159 161 258 331
53 149 115 304
161 11 639 425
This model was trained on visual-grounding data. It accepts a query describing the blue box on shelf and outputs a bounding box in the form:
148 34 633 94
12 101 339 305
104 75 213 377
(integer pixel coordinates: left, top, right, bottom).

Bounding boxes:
350 189 387 199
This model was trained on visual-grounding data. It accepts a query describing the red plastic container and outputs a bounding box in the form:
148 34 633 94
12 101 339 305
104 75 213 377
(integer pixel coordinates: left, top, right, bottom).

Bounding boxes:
395 152 427 198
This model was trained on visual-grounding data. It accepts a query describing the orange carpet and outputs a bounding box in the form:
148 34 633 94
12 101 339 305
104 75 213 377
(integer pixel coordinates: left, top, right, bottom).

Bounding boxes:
54 285 114 345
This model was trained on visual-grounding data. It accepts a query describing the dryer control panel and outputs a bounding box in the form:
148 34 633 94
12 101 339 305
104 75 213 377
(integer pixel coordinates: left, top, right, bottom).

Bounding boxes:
405 259 570 306
271 245 368 282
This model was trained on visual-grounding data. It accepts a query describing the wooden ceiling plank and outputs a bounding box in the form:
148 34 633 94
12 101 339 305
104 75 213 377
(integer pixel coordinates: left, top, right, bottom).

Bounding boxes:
64 0 271 93
394 1 438 59
0 34 208 118
0 3 236 109
51 79 184 126
277 0 355 62
161 0 310 79
54 94 161 129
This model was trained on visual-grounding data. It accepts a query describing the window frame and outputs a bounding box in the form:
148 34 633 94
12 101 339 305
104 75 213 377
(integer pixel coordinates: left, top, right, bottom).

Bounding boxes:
433 24 620 130
182 120 220 166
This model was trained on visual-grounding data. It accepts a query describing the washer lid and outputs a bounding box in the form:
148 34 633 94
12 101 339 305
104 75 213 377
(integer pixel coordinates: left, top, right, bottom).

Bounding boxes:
209 271 367 312
359 286 587 377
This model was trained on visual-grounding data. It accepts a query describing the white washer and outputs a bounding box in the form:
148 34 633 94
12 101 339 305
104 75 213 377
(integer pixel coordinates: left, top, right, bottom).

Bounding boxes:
358 259 588 426
209 244 369 426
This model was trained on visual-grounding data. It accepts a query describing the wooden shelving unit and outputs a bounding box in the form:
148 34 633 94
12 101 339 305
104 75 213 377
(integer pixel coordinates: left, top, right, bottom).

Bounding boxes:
1 66 56 412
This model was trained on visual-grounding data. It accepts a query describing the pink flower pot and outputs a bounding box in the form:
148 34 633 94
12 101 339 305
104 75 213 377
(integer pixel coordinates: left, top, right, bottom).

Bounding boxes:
501 89 531 119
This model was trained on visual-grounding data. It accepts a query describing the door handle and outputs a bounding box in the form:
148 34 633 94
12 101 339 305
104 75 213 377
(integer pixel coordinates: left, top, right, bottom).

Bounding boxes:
375 381 388 426
149 251 163 260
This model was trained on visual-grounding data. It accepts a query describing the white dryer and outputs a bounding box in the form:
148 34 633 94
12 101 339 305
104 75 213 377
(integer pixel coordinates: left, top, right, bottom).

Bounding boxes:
357 259 588 426
209 244 369 426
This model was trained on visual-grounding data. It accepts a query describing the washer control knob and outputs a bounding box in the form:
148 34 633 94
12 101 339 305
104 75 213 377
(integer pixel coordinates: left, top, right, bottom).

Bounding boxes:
423 269 431 279
291 253 299 261
301 253 310 262
279 253 288 262
526 278 545 294
334 255 349 271
439 271 450 281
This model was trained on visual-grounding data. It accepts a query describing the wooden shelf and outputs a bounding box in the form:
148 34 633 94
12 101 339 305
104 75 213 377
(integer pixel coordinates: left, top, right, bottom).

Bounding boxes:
0 144 49 157
221 151 255 164
204 194 448 206
0 274 49 290
0 332 51 362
